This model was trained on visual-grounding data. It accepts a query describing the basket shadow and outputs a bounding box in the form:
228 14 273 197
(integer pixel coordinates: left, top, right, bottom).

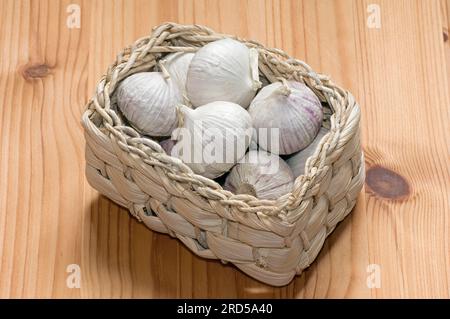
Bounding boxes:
84 194 353 298
290 212 354 297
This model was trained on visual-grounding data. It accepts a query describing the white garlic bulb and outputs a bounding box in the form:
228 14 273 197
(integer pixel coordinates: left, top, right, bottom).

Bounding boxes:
117 72 182 136
186 38 261 108
249 81 323 155
224 150 294 200
160 52 194 97
287 127 329 177
171 101 253 179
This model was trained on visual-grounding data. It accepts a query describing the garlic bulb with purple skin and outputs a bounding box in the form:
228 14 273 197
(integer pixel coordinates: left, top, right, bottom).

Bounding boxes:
224 150 294 200
116 72 182 136
248 81 323 155
287 127 329 177
159 138 176 155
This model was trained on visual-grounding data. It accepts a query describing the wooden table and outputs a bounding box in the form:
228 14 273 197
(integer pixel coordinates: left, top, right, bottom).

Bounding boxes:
0 0 449 298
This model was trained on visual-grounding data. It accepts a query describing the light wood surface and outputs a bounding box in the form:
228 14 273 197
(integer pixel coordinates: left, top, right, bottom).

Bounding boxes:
0 0 449 298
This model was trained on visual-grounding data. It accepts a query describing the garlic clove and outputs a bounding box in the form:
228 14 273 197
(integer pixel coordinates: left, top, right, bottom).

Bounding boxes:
287 127 329 177
186 38 261 108
171 101 253 179
117 72 183 136
224 150 294 200
249 81 323 155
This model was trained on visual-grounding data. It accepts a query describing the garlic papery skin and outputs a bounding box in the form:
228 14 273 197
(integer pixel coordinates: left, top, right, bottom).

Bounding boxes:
287 127 329 177
224 150 294 200
186 38 261 108
160 52 194 98
171 101 253 179
249 81 323 155
117 72 182 136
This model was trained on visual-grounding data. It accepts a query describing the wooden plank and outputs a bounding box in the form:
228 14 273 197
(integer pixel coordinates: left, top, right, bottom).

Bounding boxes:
441 1 450 93
354 0 450 298
0 0 448 298
0 0 91 298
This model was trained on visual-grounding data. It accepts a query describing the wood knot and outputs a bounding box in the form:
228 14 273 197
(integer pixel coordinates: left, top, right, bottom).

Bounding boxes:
444 28 449 43
21 63 51 80
366 165 410 200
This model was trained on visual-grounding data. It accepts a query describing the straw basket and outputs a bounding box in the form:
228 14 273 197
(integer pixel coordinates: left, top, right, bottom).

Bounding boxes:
81 22 365 287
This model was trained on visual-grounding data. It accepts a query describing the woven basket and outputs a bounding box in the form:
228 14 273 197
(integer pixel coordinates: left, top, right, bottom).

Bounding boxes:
81 22 365 287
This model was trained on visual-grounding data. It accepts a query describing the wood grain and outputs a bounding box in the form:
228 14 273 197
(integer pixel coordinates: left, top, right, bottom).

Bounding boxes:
0 0 448 298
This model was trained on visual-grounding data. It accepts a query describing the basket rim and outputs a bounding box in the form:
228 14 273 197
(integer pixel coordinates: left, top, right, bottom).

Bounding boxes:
82 22 361 218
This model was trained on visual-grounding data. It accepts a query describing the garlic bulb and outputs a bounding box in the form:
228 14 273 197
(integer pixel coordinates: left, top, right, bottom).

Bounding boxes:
249 81 323 155
116 72 182 136
171 101 253 179
160 52 194 97
287 128 329 177
224 150 294 200
159 138 176 155
186 38 261 108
